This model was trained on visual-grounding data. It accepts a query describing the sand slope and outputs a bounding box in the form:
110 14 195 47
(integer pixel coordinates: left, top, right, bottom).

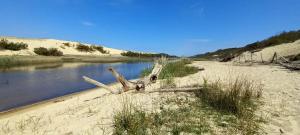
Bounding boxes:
0 37 125 56
234 39 300 62
0 61 299 134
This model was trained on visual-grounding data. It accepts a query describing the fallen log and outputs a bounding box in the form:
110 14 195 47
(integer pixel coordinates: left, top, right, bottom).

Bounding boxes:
148 87 203 93
83 76 122 94
278 61 300 70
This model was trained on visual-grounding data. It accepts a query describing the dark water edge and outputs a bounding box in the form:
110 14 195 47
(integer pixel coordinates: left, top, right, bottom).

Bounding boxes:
0 62 152 112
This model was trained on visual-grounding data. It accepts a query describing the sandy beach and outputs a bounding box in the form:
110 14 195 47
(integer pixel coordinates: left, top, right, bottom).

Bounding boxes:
0 61 299 135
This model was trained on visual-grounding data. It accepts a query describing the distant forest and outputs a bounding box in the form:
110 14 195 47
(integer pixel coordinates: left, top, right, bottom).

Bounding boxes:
192 29 300 60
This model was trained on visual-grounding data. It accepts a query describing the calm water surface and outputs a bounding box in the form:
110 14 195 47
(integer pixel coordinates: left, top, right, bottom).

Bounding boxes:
0 62 152 111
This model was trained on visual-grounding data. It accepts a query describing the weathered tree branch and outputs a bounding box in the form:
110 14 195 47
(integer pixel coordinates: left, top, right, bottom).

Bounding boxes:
147 87 203 93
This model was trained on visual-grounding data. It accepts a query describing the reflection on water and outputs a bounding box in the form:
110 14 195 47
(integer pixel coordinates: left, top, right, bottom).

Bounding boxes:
0 62 152 112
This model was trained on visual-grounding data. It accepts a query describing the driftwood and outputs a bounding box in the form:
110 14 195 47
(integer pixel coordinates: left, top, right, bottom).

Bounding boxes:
83 58 165 94
108 67 135 92
83 76 121 94
148 87 202 93
270 52 300 70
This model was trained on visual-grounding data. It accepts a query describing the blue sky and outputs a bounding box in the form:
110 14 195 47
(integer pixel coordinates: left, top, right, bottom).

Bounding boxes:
0 0 300 56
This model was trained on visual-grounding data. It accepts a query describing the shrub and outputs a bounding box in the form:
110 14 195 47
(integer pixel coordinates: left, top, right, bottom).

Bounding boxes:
34 47 63 56
62 42 71 47
91 45 109 54
76 43 94 52
0 39 28 51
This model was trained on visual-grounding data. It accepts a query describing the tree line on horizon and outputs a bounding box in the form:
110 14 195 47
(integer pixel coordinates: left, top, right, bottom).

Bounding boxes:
192 29 300 60
121 51 177 58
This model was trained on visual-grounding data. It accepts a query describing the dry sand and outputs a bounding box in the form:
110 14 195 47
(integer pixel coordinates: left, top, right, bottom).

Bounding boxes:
0 61 299 134
0 37 125 56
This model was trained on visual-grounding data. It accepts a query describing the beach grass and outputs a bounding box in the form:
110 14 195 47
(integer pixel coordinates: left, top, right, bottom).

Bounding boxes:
159 59 198 79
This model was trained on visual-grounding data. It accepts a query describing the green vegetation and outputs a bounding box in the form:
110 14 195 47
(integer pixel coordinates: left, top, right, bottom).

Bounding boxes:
113 75 265 135
121 51 177 58
76 43 94 52
194 77 264 134
62 42 71 47
196 76 262 116
140 59 198 80
76 43 108 54
34 47 63 56
192 29 300 61
140 67 153 77
159 59 198 79
91 45 109 54
113 100 211 135
0 56 21 68
0 39 28 51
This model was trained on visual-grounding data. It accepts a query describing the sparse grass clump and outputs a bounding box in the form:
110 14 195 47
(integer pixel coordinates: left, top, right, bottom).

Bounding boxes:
113 100 211 135
113 104 149 135
159 59 198 79
0 39 28 51
196 76 262 116
193 76 264 134
34 47 63 56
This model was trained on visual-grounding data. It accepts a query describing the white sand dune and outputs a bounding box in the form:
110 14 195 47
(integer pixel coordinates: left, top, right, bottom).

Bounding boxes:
0 36 125 56
234 39 300 62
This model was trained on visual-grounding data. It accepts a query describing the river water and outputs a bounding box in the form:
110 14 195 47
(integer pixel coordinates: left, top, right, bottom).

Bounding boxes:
0 62 152 112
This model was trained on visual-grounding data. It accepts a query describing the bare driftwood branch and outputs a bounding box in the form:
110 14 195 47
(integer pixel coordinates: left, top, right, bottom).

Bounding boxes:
270 52 277 63
83 57 165 94
108 67 135 92
278 61 300 70
148 87 203 93
83 76 121 94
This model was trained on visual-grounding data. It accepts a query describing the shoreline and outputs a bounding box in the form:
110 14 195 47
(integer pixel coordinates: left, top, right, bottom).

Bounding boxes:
0 55 153 68
0 82 119 119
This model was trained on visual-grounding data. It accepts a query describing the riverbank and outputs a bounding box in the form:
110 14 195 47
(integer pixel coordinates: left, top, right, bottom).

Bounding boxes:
0 55 152 68
0 61 299 134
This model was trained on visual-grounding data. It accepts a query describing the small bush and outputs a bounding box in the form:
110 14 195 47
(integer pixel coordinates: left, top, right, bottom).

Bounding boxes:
76 43 94 52
91 45 109 54
0 39 28 51
62 42 71 47
34 47 63 56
